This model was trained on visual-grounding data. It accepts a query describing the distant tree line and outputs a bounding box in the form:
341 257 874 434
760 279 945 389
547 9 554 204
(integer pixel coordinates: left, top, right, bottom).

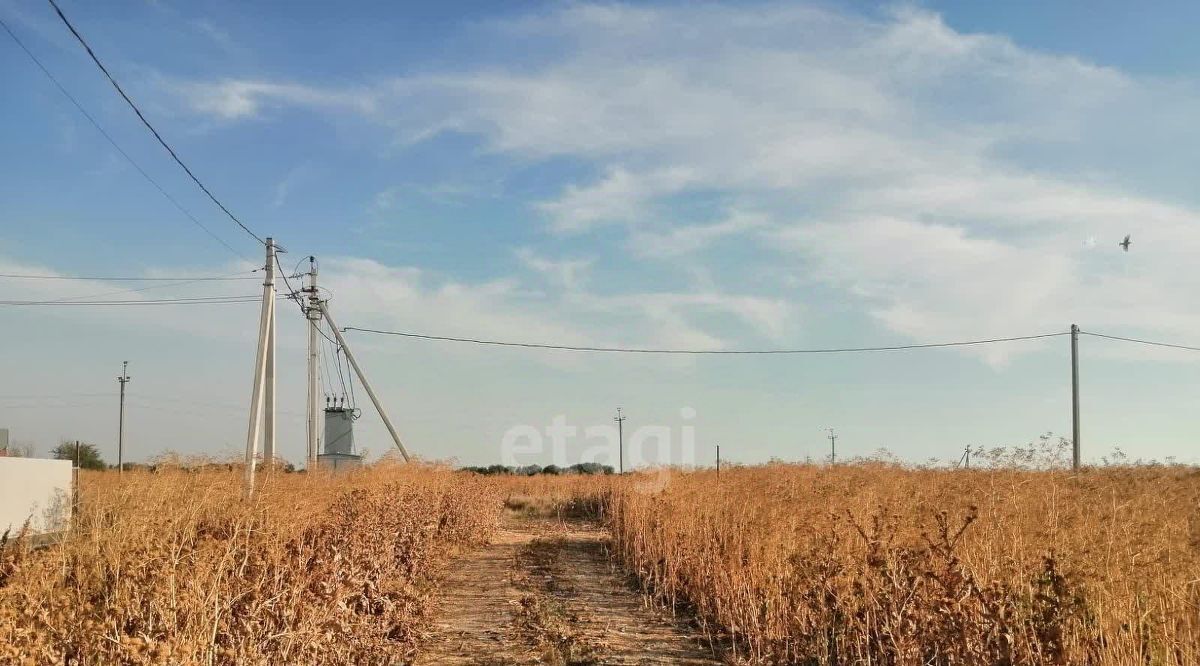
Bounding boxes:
38 442 301 473
459 462 614 476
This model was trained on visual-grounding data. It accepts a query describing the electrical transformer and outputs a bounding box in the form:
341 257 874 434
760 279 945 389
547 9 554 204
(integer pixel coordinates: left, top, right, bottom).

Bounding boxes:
317 404 362 470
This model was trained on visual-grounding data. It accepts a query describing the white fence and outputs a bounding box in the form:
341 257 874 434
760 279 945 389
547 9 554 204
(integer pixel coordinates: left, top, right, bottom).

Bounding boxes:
0 458 73 536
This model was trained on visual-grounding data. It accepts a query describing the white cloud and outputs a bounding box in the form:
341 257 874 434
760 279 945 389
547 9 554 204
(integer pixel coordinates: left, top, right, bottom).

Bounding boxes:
169 3 1200 359
178 80 378 120
271 163 314 208
515 248 592 291
322 256 794 354
191 19 237 54
536 167 696 232
630 209 767 258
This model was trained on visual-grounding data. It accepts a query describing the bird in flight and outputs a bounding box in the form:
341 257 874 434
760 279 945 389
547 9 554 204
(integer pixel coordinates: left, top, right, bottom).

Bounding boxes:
1119 234 1132 252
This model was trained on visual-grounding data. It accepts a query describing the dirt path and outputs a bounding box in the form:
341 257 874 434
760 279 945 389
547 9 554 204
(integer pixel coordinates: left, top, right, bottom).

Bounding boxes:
415 514 722 665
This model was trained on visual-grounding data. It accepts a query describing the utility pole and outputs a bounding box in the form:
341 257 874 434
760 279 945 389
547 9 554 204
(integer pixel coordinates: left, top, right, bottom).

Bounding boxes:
244 238 277 497
304 257 321 469
321 304 411 461
117 361 130 475
1070 324 1081 471
827 427 838 465
614 408 626 474
715 443 720 476
73 440 80 520
263 254 277 469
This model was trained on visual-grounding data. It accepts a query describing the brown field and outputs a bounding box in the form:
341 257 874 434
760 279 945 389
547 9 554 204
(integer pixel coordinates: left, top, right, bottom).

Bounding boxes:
602 464 1200 664
0 464 502 665
2 462 1199 664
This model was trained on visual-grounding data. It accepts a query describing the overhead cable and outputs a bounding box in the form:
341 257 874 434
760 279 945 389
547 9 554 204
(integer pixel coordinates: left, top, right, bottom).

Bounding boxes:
0 15 251 260
341 328 1070 355
274 255 339 347
6 272 263 305
1080 330 1200 353
46 0 265 246
0 272 257 281
0 295 260 306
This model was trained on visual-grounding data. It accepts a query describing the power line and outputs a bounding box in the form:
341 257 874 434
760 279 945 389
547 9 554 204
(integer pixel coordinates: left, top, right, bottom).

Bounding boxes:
6 272 262 305
45 0 265 247
0 295 260 306
0 273 257 281
0 392 111 399
275 255 309 318
1080 330 1200 353
319 327 346 400
0 15 250 261
319 334 336 400
340 327 1069 355
344 347 357 408
126 395 305 417
333 341 350 400
273 254 339 347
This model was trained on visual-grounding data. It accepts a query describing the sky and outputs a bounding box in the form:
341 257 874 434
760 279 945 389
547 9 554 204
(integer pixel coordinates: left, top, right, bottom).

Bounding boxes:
2 0 1200 468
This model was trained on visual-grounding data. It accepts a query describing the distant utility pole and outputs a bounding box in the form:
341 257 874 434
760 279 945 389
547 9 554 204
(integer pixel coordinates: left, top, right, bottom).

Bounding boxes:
1070 323 1081 471
117 361 130 475
73 440 80 519
614 408 626 474
716 443 721 476
827 427 838 465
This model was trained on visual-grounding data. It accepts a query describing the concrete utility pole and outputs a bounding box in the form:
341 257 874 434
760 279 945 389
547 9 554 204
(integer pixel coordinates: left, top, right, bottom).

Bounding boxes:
73 440 80 519
1070 323 1081 471
827 427 838 465
321 304 411 461
263 254 277 468
304 257 321 469
244 238 277 497
614 408 626 473
117 361 130 475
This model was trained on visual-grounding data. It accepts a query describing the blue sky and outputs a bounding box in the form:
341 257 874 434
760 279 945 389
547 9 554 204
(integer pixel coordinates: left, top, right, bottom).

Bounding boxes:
3 0 1199 467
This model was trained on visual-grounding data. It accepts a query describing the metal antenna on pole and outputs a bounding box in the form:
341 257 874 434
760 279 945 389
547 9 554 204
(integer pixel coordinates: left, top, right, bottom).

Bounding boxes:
1070 323 1081 471
305 256 321 470
117 360 130 475
614 408 626 474
244 238 277 497
321 304 411 461
827 427 838 465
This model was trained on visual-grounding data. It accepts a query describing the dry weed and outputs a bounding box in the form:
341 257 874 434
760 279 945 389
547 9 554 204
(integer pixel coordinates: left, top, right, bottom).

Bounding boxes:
0 464 502 665
600 464 1200 664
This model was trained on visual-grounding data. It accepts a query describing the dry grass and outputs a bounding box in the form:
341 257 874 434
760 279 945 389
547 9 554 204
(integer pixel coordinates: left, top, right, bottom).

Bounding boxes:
0 463 502 665
598 464 1200 664
4 461 1198 664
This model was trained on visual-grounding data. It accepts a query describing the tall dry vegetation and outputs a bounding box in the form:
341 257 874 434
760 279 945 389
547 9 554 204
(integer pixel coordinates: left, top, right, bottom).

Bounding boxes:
605 464 1200 665
0 464 502 665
